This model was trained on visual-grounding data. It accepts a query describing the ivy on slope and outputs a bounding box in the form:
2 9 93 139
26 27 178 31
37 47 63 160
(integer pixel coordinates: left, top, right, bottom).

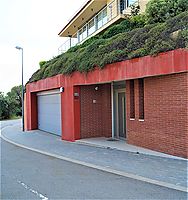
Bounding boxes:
29 11 188 83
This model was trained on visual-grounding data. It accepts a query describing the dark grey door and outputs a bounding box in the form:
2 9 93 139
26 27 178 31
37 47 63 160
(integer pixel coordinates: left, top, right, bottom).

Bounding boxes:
120 0 125 13
118 92 126 138
38 93 61 136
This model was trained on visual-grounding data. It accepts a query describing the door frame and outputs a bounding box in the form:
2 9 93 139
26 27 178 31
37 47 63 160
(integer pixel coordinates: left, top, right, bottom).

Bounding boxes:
115 88 126 139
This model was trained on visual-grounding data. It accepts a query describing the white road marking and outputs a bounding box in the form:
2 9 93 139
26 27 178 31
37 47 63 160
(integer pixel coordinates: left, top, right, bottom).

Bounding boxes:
17 180 48 200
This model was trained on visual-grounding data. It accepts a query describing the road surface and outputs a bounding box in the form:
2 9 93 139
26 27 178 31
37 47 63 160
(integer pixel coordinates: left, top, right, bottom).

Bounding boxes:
1 137 187 199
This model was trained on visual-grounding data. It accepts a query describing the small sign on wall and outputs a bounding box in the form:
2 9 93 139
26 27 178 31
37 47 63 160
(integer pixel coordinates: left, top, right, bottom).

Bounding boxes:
74 92 79 97
74 92 80 100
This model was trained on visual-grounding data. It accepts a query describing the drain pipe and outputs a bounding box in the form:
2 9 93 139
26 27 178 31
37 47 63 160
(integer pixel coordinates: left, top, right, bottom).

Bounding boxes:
111 81 115 139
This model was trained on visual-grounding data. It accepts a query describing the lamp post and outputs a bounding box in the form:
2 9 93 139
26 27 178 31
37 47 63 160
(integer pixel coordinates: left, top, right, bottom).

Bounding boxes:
15 46 24 132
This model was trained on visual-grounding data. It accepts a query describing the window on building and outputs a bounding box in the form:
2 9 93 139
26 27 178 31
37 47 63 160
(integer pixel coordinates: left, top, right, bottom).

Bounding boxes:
139 79 144 120
77 4 112 43
120 0 137 12
82 25 87 40
88 19 95 35
120 0 126 13
97 12 103 29
128 0 137 6
130 80 135 119
103 7 108 25
78 29 83 42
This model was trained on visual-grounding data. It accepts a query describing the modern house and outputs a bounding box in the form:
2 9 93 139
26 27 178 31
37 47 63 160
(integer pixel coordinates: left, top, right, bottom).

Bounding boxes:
25 0 188 159
58 0 149 53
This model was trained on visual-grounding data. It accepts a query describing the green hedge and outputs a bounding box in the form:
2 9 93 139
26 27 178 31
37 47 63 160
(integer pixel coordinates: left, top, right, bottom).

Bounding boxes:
146 0 188 24
29 11 188 83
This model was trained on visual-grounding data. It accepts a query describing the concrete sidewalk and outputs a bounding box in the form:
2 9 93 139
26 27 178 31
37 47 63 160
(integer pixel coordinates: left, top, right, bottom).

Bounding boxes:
76 137 187 160
1 121 188 193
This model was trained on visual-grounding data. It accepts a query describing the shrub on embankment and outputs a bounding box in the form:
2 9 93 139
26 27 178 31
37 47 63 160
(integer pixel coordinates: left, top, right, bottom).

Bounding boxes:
29 9 188 83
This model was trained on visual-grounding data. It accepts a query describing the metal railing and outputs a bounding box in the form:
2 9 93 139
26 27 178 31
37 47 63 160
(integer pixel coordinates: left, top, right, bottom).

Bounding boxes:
58 37 78 54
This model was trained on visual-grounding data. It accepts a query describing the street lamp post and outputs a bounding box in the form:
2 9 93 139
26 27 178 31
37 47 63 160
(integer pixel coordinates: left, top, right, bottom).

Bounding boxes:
15 46 24 132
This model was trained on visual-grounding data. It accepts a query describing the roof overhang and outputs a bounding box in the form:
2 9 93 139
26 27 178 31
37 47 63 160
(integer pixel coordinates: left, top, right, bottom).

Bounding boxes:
58 0 106 37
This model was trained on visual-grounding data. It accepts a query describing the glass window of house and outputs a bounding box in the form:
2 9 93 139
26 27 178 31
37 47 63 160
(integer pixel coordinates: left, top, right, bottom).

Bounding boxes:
78 29 83 42
128 0 137 6
88 19 95 35
82 25 87 40
120 0 126 13
72 37 78 46
130 80 135 119
139 79 144 120
97 12 103 29
103 7 108 25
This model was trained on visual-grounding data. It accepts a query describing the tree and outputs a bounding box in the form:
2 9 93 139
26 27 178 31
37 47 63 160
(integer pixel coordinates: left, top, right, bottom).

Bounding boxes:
6 85 23 117
0 85 23 120
131 4 140 16
146 0 188 24
0 92 9 120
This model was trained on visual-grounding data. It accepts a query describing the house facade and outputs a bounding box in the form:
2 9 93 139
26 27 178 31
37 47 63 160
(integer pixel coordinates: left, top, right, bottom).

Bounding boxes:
25 0 188 159
25 49 188 158
58 0 149 53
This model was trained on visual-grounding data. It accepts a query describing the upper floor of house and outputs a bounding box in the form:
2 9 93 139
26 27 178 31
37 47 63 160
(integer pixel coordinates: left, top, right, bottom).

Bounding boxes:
58 0 149 53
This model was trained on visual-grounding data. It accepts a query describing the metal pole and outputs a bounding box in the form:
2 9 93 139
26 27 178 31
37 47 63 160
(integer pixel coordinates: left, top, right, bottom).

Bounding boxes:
21 48 25 132
15 46 24 131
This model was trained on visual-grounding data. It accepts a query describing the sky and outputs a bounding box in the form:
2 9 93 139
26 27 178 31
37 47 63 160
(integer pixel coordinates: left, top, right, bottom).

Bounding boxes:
0 0 86 94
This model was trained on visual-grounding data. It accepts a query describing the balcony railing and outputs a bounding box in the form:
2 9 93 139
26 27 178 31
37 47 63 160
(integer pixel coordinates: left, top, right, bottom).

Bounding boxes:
58 37 78 54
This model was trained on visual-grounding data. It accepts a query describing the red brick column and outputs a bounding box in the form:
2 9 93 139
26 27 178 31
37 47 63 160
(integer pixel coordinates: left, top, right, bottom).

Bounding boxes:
26 91 38 130
61 85 75 141
73 86 81 140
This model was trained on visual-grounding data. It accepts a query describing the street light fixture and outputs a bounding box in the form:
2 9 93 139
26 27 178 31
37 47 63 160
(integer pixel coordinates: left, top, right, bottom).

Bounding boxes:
15 46 24 132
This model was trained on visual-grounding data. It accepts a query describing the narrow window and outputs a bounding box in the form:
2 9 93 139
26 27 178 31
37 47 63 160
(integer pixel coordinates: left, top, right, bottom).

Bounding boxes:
130 80 135 119
88 19 95 35
82 25 87 40
103 7 107 25
78 29 83 42
139 79 144 120
97 12 103 29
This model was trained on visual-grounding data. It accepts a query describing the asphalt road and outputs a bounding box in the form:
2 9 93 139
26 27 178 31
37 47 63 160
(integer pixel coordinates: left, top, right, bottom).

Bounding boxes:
0 119 21 130
1 138 187 200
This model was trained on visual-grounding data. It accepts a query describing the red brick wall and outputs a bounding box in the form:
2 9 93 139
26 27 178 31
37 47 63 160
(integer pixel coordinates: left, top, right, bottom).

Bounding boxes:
126 72 188 158
80 84 112 139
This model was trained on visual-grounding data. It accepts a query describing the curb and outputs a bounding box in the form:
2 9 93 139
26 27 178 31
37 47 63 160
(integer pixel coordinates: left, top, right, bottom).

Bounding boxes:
1 127 187 193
